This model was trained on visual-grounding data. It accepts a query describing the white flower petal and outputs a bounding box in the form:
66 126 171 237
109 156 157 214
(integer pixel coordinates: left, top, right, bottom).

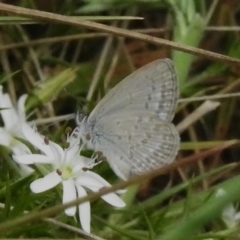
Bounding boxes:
115 189 127 195
18 164 35 175
0 86 3 99
0 129 11 146
77 173 105 189
79 155 93 166
222 204 238 228
222 205 236 220
66 143 81 164
76 185 91 233
62 179 77 216
86 185 125 208
77 171 119 190
17 94 27 121
77 172 126 208
72 156 89 173
21 123 53 157
82 171 112 187
234 212 240 221
30 171 61 193
11 141 31 155
216 188 226 197
100 192 126 208
0 94 18 129
48 141 64 163
13 154 53 164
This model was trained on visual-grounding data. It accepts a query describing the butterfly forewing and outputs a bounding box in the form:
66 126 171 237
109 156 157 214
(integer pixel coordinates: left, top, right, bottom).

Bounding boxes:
88 58 178 123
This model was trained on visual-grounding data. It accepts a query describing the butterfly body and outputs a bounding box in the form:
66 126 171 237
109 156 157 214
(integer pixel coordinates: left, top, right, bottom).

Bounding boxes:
77 58 180 180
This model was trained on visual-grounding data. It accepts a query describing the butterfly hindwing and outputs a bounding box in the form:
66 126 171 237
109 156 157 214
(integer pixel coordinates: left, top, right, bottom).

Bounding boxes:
91 111 180 179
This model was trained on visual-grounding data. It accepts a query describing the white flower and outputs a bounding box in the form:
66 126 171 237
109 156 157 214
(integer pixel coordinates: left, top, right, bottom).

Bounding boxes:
0 86 30 155
216 188 240 229
13 123 126 233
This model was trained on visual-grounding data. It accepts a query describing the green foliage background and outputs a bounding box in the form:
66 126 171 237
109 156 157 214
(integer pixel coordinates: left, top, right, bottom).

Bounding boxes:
0 0 240 239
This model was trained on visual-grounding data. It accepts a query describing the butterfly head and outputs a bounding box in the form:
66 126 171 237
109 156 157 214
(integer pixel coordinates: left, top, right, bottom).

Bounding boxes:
74 110 94 148
75 110 87 126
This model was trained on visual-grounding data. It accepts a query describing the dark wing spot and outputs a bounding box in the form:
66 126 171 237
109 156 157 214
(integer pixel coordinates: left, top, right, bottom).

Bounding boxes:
145 102 149 109
116 120 121 126
141 139 148 144
158 102 165 110
152 151 159 157
154 124 163 131
137 116 143 123
147 94 152 101
134 125 139 130
146 132 152 138
129 150 134 159
130 145 135 150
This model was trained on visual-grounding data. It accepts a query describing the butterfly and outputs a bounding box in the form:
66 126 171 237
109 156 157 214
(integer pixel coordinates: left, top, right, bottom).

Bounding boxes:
76 58 180 180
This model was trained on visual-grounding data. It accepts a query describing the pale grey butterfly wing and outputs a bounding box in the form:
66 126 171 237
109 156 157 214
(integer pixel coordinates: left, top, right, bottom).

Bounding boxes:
78 58 179 179
91 111 179 179
88 58 178 123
